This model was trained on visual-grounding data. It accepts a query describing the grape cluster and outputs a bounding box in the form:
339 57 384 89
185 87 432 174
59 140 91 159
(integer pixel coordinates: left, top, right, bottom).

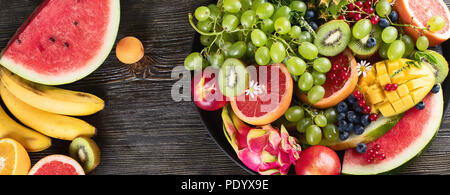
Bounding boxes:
186 0 332 104
285 105 339 146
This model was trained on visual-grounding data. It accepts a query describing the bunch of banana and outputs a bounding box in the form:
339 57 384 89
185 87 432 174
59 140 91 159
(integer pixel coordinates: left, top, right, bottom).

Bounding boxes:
0 68 105 152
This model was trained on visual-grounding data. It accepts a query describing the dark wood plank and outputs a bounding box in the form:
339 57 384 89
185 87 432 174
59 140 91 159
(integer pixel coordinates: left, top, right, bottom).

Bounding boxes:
0 0 448 175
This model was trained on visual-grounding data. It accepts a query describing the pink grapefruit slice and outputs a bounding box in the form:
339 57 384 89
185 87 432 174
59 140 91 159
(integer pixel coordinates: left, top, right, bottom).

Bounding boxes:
28 154 85 175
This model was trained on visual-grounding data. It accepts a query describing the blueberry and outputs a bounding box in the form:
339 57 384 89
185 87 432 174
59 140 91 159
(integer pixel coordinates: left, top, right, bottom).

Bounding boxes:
305 10 315 18
337 112 346 121
389 11 399 22
378 18 390 28
354 124 365 135
346 94 358 105
347 111 357 122
431 84 440 94
353 103 363 113
309 21 318 31
361 114 370 127
337 102 349 113
415 101 426 110
339 131 350 141
345 122 354 132
366 37 377 48
338 120 348 132
356 143 367 153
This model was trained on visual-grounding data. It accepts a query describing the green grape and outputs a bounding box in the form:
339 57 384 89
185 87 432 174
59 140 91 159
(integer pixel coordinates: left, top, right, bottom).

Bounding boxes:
184 52 203 70
428 16 446 32
379 43 390 59
197 19 213 32
285 106 305 122
306 125 322 145
296 118 312 133
229 41 247 58
324 108 338 124
200 35 214 46
352 19 372 39
323 124 339 141
240 0 251 11
289 1 307 14
274 17 292 34
381 26 398 44
221 41 233 58
312 71 326 85
308 85 325 104
251 29 268 47
387 40 405 60
222 14 239 31
289 25 302 39
416 36 429 51
241 10 257 28
223 0 242 13
298 42 318 60
208 52 224 68
245 42 256 61
251 0 265 10
272 6 291 21
401 34 415 57
270 42 286 63
298 31 312 42
298 72 314 91
208 4 221 20
286 57 307 76
195 6 211 22
313 57 332 73
261 19 275 34
375 0 392 17
255 47 271 65
314 114 327 127
256 2 275 19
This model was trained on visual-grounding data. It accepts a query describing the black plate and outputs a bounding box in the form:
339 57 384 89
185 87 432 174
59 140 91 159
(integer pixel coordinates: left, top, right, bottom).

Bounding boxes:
192 32 450 175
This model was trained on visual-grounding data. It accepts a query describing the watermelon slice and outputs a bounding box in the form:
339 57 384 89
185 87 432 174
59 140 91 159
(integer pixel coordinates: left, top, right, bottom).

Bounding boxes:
0 0 121 85
342 89 444 175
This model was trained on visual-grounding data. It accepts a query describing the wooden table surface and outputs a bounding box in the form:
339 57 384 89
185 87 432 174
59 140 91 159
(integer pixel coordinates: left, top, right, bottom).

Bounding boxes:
1 0 449 175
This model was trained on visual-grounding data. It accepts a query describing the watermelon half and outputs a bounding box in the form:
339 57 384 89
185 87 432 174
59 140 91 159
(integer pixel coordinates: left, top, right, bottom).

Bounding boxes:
0 0 121 85
342 89 444 175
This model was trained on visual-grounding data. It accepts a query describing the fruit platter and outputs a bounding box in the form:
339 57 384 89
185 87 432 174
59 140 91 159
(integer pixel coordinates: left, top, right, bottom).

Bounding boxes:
188 0 450 174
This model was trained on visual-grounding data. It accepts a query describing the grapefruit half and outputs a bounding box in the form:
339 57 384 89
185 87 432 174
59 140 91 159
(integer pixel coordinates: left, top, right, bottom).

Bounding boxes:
230 63 293 126
28 155 85 175
297 50 358 109
394 0 450 47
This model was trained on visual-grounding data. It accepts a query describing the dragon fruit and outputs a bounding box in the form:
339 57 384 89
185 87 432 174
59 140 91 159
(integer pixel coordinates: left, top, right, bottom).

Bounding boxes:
222 105 301 175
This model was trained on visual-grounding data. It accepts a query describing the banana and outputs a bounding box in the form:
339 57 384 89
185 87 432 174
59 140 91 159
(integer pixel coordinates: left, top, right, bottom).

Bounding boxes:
0 105 51 152
0 83 96 141
0 68 105 116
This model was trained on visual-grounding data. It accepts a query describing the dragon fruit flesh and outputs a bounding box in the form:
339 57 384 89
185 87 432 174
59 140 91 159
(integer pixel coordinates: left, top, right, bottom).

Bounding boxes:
222 105 301 175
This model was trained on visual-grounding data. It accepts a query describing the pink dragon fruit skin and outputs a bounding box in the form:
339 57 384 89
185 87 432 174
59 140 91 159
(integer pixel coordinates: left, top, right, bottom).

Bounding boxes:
222 106 301 175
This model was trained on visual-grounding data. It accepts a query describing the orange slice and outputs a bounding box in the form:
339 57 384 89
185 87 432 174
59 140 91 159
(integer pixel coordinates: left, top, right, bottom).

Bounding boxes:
297 50 358 109
394 0 450 47
0 138 31 175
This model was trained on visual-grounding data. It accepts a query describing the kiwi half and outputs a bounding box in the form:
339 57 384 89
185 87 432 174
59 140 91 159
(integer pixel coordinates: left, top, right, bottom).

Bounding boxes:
314 20 351 57
422 50 449 84
348 25 382 59
69 137 101 173
218 58 248 97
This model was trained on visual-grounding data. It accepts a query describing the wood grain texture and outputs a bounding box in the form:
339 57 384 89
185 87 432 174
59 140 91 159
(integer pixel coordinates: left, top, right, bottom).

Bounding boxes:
0 0 448 175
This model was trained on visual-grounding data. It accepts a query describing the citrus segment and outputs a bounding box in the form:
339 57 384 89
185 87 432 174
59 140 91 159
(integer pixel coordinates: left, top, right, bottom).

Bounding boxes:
0 138 31 175
230 63 293 126
28 154 85 175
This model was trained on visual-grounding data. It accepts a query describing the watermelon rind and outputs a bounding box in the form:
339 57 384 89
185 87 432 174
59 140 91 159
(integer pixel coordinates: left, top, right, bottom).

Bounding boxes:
0 0 121 85
342 89 444 175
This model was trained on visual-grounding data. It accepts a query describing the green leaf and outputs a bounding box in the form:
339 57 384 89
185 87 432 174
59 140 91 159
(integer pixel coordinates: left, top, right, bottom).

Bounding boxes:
415 51 438 65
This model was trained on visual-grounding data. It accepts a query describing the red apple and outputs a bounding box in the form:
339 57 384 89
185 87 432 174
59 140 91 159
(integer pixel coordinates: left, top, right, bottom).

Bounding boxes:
295 145 341 175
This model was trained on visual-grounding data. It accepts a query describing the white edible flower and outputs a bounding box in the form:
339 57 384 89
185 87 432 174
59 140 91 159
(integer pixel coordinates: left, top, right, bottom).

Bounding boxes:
357 60 372 77
245 80 264 99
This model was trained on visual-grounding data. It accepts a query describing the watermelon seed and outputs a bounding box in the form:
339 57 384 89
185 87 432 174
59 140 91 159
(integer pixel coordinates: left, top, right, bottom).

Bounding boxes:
65 42 70 48
17 39 21 44
74 21 78 26
49 37 55 43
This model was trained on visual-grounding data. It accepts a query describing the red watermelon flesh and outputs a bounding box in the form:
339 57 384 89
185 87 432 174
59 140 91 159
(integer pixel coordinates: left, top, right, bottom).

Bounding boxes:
0 0 120 85
342 90 444 175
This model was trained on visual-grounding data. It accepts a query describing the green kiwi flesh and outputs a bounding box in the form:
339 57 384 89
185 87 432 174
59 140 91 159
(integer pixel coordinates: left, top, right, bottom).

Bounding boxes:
69 137 101 173
422 50 449 84
348 25 382 59
218 58 249 97
314 20 351 57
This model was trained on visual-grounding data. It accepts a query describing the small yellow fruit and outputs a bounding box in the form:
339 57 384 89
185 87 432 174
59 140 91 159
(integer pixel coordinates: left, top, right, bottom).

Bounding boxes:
116 36 144 64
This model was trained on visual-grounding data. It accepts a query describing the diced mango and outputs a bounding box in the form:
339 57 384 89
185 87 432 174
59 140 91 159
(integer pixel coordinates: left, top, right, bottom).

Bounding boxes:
411 88 429 103
391 99 405 113
397 84 409 97
375 62 387 75
401 95 415 109
406 78 428 90
385 91 400 102
378 74 391 86
379 103 396 117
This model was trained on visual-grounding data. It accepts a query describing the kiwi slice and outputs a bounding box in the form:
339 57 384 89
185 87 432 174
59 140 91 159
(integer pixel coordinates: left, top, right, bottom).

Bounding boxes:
69 137 101 173
348 25 382 59
218 58 248 97
314 20 351 57
422 50 449 84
